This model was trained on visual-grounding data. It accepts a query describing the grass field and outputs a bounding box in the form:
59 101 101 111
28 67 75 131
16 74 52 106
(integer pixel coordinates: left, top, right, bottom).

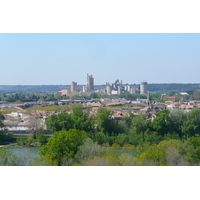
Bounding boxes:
28 103 83 112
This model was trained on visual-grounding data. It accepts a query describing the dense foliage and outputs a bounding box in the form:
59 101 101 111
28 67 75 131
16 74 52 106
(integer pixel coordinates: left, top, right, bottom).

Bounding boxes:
39 129 87 166
45 107 200 146
1 106 200 166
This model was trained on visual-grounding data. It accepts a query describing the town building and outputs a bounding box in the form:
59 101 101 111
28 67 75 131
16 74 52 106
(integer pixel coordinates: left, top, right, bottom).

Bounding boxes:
57 89 71 96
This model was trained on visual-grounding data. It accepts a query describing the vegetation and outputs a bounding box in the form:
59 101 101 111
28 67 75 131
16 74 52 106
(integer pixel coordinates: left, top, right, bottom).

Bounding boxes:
29 105 71 112
39 129 87 166
0 110 17 115
30 107 199 165
1 88 200 165
0 132 15 145
0 148 31 166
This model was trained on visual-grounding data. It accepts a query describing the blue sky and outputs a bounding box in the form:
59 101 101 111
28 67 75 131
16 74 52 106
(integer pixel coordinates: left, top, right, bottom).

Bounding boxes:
0 33 200 85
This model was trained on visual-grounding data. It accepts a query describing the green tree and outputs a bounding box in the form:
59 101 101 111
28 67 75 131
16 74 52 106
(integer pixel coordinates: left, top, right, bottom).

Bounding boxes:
45 112 73 132
71 108 91 131
151 109 172 137
129 115 149 135
36 131 48 145
187 137 200 165
193 91 200 100
0 120 4 129
40 129 87 166
136 144 165 166
95 108 114 135
114 134 129 146
0 131 15 144
124 110 134 129
169 109 186 138
136 139 186 166
90 93 99 99
74 137 101 163
182 109 200 138
128 115 150 144
167 90 175 96
178 138 200 165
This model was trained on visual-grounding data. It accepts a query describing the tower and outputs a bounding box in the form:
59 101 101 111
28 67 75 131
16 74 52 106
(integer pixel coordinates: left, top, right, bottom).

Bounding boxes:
146 91 151 108
86 73 94 92
71 81 77 92
140 80 148 94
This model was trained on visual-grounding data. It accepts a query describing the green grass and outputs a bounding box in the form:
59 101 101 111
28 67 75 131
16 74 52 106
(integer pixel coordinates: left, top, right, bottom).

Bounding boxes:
28 103 83 112
107 104 125 108
28 105 71 112
0 110 16 114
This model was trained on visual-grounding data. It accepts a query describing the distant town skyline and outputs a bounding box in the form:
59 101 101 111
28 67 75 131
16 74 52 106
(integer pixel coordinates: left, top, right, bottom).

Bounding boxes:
0 33 200 85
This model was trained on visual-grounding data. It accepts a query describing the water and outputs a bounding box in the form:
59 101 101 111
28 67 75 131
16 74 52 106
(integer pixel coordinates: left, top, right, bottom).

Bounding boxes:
3 147 136 165
5 147 41 165
6 147 40 156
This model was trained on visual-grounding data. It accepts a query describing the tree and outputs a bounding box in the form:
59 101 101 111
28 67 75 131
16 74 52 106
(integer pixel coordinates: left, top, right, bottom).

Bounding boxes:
193 91 200 100
95 108 115 135
187 137 200 165
169 109 186 138
151 109 172 137
182 109 200 138
159 139 187 166
178 138 200 165
71 108 91 131
36 131 48 145
124 110 134 129
0 120 4 129
129 115 149 135
90 93 99 99
167 90 175 96
74 137 101 163
128 115 150 144
114 134 129 146
29 117 46 138
40 129 87 166
135 139 187 166
45 112 73 132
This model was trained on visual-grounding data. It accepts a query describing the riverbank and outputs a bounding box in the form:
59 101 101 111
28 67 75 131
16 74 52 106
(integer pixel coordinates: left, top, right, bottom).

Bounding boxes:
0 142 42 148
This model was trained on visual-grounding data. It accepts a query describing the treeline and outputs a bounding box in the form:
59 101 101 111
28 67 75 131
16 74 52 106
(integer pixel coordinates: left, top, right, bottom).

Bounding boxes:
148 83 200 93
0 83 199 93
45 107 200 145
0 85 70 92
37 107 200 166
1 89 200 104
1 107 200 165
0 91 67 102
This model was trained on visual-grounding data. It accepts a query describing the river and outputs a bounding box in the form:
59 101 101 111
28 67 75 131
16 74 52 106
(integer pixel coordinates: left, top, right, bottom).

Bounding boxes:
5 147 41 165
3 147 136 165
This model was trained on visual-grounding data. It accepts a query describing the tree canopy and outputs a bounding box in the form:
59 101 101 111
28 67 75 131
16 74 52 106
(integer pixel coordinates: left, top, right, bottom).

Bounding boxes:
45 108 92 133
40 129 87 165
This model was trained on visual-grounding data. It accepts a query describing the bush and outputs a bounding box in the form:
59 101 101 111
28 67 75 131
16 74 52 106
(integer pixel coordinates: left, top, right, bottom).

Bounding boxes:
0 149 28 166
74 138 101 163
0 132 15 144
36 131 48 145
111 143 120 148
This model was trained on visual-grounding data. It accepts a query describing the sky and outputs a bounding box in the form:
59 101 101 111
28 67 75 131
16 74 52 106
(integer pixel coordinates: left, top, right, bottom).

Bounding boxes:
0 33 199 85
